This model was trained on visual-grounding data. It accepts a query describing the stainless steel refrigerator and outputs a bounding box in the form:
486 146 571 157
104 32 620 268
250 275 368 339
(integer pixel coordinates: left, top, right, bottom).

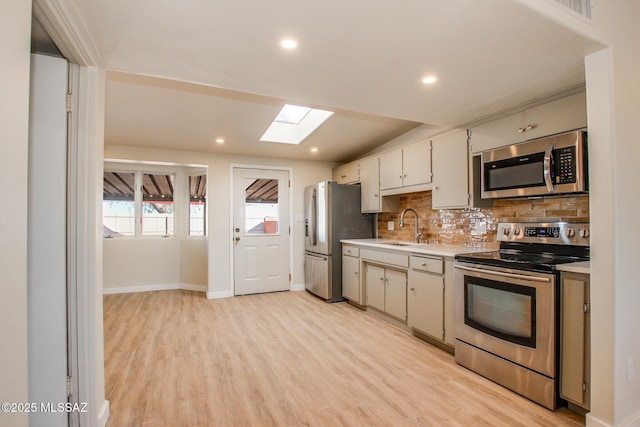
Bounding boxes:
304 181 374 302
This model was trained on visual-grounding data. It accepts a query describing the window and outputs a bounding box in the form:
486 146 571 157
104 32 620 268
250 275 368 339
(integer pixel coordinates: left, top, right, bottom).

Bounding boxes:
103 165 206 238
142 173 175 236
244 178 279 235
189 174 206 236
103 171 136 236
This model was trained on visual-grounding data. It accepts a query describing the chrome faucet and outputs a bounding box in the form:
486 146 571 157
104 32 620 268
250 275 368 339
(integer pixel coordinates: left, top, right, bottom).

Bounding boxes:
399 208 424 243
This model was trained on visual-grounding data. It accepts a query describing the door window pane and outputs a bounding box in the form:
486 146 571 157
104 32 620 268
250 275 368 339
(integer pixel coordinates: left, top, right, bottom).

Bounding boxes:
244 178 279 234
142 173 175 236
189 174 206 236
103 171 135 237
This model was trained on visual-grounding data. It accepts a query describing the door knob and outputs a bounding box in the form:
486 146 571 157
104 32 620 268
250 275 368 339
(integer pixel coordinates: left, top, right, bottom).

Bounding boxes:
235 237 240 242
235 227 240 232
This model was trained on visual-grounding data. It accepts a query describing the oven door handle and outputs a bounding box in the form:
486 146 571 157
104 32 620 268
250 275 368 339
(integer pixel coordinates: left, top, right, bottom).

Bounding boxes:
455 265 551 283
543 143 555 193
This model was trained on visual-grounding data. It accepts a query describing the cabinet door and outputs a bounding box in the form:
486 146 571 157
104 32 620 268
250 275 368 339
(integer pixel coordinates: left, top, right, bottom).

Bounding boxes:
342 255 360 303
385 268 407 321
379 149 403 190
469 112 524 154
402 140 432 186
443 260 456 346
359 156 381 213
408 269 444 339
523 92 587 141
560 273 590 410
365 264 385 311
333 162 360 184
432 131 469 209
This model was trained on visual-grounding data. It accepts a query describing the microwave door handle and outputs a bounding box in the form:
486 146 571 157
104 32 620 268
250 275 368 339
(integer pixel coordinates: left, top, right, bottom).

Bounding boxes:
543 144 555 193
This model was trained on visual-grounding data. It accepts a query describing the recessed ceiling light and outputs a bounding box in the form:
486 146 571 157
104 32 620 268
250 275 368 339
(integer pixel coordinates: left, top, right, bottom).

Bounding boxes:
310 147 318 153
421 75 437 85
216 138 224 144
280 39 298 49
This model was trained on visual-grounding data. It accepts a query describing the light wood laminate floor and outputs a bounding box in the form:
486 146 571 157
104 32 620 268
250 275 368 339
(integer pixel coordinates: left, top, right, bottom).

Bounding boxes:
104 290 585 427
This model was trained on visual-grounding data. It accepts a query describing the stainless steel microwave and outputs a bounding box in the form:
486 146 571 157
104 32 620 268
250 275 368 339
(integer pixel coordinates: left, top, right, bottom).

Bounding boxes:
480 130 588 199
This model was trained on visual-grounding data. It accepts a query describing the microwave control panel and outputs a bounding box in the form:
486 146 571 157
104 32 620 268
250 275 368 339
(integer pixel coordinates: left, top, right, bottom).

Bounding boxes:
554 146 576 184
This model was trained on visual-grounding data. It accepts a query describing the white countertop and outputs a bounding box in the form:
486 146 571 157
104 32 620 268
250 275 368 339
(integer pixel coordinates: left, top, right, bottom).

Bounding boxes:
340 238 497 258
556 261 591 274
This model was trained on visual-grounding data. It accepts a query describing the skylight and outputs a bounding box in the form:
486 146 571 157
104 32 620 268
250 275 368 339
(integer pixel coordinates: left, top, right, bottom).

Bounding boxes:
275 104 311 124
260 104 334 145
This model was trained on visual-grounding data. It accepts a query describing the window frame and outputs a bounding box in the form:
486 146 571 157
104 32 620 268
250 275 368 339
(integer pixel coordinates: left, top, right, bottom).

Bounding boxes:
103 161 207 239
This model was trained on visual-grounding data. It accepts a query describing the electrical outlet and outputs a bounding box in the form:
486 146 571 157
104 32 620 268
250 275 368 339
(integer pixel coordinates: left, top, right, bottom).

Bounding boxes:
471 221 487 235
388 221 395 231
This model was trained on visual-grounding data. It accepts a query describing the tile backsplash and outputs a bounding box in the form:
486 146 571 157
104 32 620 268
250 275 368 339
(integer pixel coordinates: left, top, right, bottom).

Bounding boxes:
377 191 589 247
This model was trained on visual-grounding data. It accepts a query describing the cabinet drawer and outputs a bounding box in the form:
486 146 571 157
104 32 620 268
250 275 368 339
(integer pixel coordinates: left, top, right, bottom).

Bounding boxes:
360 248 409 268
410 255 443 274
342 245 359 258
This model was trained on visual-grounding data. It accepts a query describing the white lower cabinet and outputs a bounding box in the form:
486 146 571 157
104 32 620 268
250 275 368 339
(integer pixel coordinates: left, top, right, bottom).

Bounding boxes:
408 267 444 340
344 244 455 349
407 256 456 347
342 248 361 303
365 263 407 321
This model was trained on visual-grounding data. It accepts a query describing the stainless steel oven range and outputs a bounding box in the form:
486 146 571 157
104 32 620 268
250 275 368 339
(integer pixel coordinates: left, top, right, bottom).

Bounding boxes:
454 222 589 410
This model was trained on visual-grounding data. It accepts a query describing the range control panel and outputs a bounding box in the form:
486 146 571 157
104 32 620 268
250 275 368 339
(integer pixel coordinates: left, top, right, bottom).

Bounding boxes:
497 222 590 246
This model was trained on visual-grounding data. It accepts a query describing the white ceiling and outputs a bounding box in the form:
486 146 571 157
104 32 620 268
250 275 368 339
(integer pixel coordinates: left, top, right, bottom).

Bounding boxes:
74 0 605 162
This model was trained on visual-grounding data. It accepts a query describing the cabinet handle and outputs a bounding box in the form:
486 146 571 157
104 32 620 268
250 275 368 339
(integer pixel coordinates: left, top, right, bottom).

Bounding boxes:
421 262 426 266
518 124 537 133
433 186 439 190
354 271 358 275
409 287 415 291
375 194 379 198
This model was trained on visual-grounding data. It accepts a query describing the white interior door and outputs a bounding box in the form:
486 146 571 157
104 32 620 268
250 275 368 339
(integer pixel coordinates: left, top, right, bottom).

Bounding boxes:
28 53 69 427
233 168 290 295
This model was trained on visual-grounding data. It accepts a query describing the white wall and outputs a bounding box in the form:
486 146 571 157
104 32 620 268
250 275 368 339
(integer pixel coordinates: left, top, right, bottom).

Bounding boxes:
104 145 334 297
583 2 640 426
0 2 31 427
103 237 208 292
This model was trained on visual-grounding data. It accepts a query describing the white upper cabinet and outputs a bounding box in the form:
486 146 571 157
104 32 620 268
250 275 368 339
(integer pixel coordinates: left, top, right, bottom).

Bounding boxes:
379 149 403 190
359 156 381 212
431 130 470 209
380 139 432 193
469 91 587 154
332 162 359 184
360 156 399 213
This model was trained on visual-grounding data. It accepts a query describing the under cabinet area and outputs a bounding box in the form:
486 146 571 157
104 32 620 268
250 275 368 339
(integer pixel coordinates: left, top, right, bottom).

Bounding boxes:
560 271 591 411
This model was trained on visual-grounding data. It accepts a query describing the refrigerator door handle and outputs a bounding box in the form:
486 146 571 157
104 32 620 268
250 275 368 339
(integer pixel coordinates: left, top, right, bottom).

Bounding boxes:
305 253 328 261
312 188 318 246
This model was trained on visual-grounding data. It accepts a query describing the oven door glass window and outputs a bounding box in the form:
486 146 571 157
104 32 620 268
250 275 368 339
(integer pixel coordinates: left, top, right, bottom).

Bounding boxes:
464 276 536 348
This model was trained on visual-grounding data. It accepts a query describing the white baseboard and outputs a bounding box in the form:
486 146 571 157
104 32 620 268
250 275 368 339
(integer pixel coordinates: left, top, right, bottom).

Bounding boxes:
97 400 110 427
291 284 306 291
206 290 234 299
587 408 640 427
103 283 206 295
